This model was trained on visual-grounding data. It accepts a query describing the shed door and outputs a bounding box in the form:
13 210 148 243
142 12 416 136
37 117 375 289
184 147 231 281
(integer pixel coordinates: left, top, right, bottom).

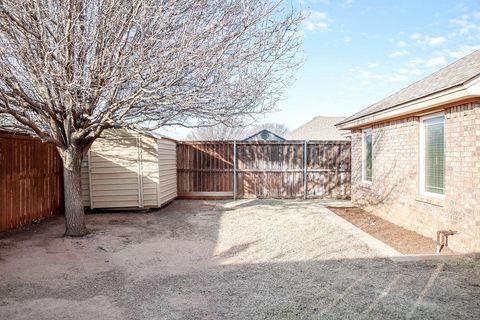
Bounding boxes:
88 137 143 209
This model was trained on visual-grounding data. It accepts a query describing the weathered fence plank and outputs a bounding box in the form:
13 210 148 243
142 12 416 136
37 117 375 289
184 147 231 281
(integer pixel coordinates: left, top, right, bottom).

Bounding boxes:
176 142 234 198
0 131 63 232
177 140 350 199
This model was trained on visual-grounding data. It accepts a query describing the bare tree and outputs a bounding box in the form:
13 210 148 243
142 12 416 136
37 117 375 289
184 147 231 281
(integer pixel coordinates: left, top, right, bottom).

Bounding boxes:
0 0 302 235
186 121 289 140
186 123 249 140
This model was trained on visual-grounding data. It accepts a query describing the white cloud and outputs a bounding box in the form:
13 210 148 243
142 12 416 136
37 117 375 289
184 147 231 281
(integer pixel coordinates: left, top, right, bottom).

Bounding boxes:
398 67 424 76
406 56 446 69
389 50 408 58
387 67 424 82
410 33 422 40
447 45 480 58
358 67 420 84
360 71 384 80
302 11 333 31
425 36 446 46
425 56 446 67
410 33 447 47
389 74 409 82
340 0 354 8
473 11 480 19
397 40 407 48
408 58 425 66
449 14 480 35
410 68 422 75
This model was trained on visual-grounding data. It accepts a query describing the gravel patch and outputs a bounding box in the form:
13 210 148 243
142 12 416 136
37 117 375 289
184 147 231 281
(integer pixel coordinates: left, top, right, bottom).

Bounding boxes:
328 206 455 255
1 199 479 319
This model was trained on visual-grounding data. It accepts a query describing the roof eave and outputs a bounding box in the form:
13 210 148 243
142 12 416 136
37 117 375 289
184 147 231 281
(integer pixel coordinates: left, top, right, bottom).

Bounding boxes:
337 78 480 130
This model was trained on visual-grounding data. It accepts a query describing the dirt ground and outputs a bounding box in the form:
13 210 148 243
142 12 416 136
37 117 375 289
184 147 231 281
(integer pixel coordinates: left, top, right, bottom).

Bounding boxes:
327 206 454 255
0 199 479 320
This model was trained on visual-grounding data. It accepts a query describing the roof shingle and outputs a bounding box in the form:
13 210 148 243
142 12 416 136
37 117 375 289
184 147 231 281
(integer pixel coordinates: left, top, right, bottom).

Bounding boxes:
287 116 349 140
339 49 480 125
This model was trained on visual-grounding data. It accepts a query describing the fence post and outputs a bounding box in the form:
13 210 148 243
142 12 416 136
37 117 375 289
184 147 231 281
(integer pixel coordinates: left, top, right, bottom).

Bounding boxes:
304 140 308 199
233 140 237 200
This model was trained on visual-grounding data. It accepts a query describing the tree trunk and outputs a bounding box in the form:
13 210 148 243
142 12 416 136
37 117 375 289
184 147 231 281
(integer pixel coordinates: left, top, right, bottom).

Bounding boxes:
60 146 87 236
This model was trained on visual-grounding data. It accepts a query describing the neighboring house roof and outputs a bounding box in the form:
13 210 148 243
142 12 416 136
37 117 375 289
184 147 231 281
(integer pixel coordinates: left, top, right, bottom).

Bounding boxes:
244 129 286 141
0 115 32 135
338 49 480 129
287 116 349 141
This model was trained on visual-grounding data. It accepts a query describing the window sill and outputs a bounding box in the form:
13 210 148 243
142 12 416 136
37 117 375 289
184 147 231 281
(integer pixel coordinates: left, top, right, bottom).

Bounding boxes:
359 181 373 189
415 194 445 207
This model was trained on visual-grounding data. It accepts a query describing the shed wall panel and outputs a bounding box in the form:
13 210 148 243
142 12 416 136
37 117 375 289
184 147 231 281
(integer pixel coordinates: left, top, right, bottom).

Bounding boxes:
89 137 140 208
158 139 178 205
81 131 177 209
81 158 90 206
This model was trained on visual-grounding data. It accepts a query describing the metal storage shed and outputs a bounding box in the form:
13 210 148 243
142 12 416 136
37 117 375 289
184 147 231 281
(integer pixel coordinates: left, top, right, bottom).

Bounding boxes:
81 129 177 209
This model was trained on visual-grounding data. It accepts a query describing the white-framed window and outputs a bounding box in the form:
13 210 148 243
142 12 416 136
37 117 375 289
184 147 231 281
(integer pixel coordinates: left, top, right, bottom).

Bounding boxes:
419 112 445 198
362 128 373 183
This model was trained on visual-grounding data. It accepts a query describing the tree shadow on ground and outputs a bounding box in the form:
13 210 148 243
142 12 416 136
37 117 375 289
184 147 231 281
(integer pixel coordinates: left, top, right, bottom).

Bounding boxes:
0 199 479 320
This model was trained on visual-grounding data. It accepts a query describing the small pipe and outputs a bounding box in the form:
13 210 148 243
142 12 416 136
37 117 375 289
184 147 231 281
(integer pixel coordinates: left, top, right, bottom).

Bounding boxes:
436 230 457 254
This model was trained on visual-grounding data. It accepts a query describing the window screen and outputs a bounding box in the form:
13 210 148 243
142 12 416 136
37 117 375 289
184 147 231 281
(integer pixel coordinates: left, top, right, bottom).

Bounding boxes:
424 116 444 194
364 130 372 182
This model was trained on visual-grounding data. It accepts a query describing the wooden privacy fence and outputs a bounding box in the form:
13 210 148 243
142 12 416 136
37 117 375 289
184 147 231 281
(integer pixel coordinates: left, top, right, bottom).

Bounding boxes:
177 141 351 199
0 131 63 232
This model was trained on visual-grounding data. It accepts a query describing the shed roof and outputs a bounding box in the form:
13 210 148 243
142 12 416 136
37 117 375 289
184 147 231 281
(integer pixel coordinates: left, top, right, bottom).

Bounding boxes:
287 116 349 141
338 49 480 127
103 127 177 142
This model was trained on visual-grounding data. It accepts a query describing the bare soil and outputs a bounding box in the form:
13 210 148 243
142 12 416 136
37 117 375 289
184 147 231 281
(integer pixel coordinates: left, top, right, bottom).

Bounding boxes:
327 206 454 255
0 199 478 320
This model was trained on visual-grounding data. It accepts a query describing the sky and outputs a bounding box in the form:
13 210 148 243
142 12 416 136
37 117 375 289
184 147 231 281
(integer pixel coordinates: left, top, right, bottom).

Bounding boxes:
160 0 480 139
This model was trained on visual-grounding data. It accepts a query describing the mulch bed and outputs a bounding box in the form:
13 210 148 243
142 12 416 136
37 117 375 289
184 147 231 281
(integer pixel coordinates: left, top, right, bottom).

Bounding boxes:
327 206 454 255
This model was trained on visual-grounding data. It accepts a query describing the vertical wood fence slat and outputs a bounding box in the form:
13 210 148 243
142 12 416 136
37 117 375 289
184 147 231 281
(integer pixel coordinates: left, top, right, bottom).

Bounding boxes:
303 140 307 199
233 141 237 200
0 131 64 232
177 140 351 199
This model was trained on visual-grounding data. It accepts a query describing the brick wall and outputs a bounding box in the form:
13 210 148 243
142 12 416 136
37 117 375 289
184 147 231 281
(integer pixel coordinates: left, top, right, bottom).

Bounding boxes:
351 101 480 253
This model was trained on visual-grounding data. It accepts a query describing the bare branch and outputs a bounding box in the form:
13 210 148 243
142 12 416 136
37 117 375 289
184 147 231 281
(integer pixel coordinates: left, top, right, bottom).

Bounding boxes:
0 0 302 151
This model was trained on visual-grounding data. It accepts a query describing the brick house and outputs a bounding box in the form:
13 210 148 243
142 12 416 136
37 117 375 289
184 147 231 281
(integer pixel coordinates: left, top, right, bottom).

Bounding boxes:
337 49 480 253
